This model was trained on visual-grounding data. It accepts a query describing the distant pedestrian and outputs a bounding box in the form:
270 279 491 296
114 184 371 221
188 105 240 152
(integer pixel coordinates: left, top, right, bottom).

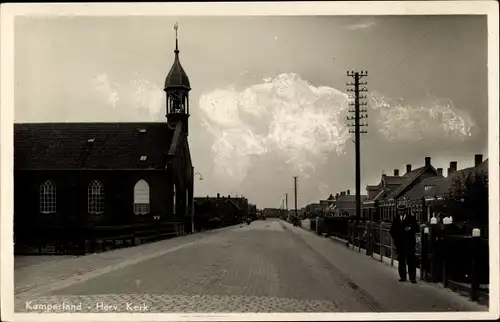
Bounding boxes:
390 201 419 283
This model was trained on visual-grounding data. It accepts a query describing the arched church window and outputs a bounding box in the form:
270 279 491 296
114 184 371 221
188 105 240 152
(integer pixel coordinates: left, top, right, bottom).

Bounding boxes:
39 180 56 214
173 184 176 215
134 179 150 215
88 180 105 215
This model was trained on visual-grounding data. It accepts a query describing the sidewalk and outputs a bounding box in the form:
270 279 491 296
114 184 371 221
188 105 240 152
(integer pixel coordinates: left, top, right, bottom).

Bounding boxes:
281 220 488 312
15 225 239 297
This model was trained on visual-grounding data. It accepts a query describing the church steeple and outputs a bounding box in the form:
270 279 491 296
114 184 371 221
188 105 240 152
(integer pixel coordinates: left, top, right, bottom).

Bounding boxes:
164 22 191 135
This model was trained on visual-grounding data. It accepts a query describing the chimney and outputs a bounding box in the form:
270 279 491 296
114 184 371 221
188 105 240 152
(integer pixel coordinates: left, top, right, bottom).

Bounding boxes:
406 164 412 173
425 157 431 167
393 169 399 176
450 161 457 172
474 154 483 167
437 168 443 176
448 161 458 176
228 195 231 199
347 190 350 195
341 191 345 196
336 193 339 199
217 193 220 199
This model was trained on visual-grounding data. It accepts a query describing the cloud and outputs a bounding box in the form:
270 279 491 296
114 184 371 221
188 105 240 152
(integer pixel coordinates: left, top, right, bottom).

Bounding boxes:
344 20 376 31
91 74 164 120
368 91 475 141
91 73 119 108
198 73 475 184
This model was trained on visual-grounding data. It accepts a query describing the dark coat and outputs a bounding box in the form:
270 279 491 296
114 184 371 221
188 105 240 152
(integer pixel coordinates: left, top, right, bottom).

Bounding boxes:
390 214 419 251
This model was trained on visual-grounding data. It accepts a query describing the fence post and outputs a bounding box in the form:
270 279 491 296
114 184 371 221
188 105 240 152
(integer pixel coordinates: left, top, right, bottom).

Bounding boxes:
390 237 395 266
366 221 373 256
442 233 448 288
420 224 429 281
470 228 481 301
358 224 362 250
380 223 385 261
352 223 356 250
429 219 440 283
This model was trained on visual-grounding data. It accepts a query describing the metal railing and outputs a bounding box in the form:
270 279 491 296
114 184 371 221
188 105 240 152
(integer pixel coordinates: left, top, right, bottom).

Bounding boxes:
14 222 186 256
306 217 489 304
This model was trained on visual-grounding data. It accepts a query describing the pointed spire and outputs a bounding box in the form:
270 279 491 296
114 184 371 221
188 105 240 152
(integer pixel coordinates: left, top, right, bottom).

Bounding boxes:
174 22 179 54
165 21 190 90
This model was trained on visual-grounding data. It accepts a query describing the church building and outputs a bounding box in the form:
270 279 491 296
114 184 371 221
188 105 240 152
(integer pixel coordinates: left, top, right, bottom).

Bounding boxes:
14 26 194 242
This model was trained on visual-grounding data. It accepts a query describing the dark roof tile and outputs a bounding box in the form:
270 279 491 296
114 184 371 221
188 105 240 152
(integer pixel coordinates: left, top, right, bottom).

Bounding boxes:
388 166 429 198
14 122 175 170
403 160 489 200
383 175 406 186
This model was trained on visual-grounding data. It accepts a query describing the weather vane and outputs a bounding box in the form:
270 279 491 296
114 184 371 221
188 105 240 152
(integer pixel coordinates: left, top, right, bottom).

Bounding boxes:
174 22 178 38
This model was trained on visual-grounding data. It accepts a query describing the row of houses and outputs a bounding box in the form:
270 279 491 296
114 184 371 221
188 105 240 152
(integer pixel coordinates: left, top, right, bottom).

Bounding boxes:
193 193 252 228
301 190 368 219
302 154 488 223
363 154 488 223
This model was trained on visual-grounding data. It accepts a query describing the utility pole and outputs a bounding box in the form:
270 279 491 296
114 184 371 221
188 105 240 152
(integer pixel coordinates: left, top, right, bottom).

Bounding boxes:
293 176 298 218
285 193 288 212
346 70 368 226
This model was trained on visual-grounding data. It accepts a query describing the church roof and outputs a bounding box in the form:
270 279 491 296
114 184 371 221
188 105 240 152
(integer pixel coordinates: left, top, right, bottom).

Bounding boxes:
165 51 190 89
14 122 176 170
164 26 190 89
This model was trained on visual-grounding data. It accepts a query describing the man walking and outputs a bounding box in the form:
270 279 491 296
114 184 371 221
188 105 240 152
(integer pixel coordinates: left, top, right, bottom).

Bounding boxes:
390 200 419 283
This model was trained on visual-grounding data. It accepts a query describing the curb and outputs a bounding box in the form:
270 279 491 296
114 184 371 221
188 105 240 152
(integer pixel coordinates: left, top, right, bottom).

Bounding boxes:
15 224 242 296
296 224 489 308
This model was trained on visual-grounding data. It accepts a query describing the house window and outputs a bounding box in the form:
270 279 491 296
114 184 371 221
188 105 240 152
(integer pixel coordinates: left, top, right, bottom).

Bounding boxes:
39 180 56 214
173 184 176 215
88 180 105 215
133 179 150 215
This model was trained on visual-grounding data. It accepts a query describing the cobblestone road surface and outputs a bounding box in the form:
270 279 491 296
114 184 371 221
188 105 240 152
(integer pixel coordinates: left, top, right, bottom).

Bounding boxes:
15 220 487 313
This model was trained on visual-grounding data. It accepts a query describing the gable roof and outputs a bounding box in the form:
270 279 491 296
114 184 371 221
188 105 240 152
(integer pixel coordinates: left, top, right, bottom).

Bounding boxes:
448 159 488 181
382 175 406 186
403 175 448 200
14 122 177 170
388 165 436 198
326 194 335 201
225 199 242 211
373 189 387 201
403 159 489 200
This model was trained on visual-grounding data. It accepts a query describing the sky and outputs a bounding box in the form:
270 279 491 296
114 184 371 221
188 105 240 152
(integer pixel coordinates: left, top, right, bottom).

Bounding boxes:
14 15 488 209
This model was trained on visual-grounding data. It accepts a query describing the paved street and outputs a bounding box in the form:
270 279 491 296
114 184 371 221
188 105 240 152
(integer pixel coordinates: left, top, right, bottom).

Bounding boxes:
15 220 487 313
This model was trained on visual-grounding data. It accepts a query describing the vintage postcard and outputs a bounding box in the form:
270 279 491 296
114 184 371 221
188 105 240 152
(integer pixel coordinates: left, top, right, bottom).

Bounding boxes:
1 1 499 321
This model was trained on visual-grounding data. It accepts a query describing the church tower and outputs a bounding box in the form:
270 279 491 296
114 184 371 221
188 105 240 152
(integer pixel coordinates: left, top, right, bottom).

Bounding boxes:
164 22 191 135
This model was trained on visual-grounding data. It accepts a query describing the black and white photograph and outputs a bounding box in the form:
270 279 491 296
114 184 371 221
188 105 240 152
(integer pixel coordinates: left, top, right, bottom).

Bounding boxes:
1 2 499 321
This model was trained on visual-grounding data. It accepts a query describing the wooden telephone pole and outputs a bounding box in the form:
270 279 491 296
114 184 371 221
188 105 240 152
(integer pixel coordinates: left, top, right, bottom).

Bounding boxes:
346 71 368 225
285 193 288 212
293 176 298 218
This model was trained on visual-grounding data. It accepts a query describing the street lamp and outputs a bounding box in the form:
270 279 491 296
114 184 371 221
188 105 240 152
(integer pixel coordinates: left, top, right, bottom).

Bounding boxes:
192 169 203 234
